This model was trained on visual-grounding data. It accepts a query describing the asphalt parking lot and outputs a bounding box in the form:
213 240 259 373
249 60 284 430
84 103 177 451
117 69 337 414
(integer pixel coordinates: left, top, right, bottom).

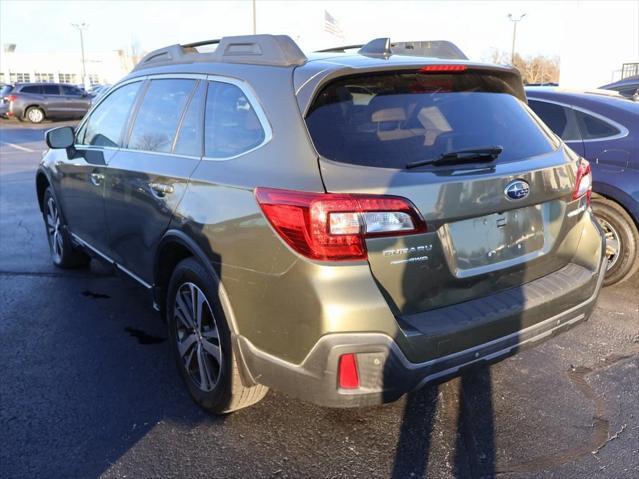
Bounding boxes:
1 119 638 479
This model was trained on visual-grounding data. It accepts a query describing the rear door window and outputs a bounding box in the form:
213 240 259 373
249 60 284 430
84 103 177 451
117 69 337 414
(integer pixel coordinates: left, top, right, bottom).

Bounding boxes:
204 81 265 158
128 78 196 153
77 81 142 147
42 85 61 95
528 100 581 141
20 85 42 94
574 111 620 139
173 82 205 157
305 71 556 169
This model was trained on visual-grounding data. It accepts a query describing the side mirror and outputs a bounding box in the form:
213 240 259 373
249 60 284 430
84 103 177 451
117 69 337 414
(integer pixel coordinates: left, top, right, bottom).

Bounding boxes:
45 126 75 149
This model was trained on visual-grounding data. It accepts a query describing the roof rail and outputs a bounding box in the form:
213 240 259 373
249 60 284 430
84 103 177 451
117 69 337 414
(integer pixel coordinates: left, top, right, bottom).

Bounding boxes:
134 34 307 71
315 38 468 60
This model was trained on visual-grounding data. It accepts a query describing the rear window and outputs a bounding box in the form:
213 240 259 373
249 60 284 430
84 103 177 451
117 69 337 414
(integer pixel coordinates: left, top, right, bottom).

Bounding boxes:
305 71 557 168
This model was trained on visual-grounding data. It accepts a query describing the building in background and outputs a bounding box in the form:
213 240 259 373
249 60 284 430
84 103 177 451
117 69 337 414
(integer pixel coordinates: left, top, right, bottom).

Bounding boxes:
0 48 131 87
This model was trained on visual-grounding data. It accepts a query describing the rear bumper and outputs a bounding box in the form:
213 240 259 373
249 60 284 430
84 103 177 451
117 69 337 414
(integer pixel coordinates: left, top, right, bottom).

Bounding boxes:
237 255 607 408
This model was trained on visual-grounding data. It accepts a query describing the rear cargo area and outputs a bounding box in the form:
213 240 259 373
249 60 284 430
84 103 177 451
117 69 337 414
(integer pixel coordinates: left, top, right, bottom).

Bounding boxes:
304 66 590 315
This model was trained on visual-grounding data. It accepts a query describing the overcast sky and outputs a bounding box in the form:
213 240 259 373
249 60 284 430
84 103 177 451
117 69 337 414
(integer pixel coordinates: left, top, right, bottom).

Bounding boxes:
1 0 637 65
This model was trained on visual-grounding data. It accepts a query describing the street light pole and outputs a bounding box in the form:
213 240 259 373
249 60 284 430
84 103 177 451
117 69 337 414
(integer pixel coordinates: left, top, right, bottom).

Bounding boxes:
507 13 526 65
71 23 88 88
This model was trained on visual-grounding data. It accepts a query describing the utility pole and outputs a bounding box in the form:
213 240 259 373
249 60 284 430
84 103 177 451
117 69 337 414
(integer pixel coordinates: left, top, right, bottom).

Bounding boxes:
252 0 256 34
507 13 526 65
71 23 88 88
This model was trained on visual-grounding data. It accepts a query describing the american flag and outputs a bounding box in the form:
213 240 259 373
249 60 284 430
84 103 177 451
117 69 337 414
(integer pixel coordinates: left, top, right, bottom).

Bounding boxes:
324 10 344 38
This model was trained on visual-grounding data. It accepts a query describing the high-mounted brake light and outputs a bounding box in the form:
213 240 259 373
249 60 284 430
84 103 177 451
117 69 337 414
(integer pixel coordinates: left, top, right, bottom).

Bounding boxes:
572 161 592 205
255 188 426 261
419 65 467 73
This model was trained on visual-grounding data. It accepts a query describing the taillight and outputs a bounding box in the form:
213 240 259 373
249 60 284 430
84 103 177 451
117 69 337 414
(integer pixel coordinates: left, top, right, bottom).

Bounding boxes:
254 187 426 261
6 95 16 102
419 64 467 73
338 354 359 389
573 161 592 205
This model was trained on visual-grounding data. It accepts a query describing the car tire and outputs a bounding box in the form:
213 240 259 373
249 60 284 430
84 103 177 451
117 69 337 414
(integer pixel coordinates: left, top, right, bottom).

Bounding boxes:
591 197 639 286
166 257 268 414
42 187 91 268
25 106 45 124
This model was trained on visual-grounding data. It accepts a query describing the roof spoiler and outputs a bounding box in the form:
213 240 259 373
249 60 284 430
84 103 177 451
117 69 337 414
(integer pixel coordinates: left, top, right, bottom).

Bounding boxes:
134 34 308 71
316 38 468 60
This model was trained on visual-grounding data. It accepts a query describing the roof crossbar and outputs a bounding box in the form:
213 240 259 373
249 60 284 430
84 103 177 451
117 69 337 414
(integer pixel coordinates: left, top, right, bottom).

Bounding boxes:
181 39 221 49
134 34 308 71
315 44 365 53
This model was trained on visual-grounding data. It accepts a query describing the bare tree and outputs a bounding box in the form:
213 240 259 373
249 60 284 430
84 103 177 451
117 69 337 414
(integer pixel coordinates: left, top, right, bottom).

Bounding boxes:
117 38 145 71
484 48 560 84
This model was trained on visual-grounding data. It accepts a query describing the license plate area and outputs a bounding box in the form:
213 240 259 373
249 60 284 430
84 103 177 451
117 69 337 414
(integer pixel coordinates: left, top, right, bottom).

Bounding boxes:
441 205 546 276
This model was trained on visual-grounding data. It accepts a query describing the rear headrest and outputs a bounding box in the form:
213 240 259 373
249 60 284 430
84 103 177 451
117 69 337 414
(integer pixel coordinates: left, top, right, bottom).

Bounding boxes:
371 107 406 123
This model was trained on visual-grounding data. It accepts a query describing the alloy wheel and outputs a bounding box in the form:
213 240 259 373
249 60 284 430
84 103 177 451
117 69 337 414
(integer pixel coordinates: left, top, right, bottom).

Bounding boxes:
597 217 621 271
46 197 63 262
174 282 222 392
28 108 43 123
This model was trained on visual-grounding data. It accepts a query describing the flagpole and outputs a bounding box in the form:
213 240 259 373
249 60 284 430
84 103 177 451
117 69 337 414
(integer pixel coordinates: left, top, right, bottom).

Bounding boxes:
252 0 256 34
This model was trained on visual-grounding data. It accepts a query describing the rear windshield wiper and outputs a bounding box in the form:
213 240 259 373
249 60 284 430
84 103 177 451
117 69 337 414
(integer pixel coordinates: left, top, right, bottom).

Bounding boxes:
405 146 503 169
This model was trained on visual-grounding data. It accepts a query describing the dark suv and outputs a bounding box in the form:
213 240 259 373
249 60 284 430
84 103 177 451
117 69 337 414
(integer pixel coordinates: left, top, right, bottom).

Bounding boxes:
3 82 92 123
36 35 606 413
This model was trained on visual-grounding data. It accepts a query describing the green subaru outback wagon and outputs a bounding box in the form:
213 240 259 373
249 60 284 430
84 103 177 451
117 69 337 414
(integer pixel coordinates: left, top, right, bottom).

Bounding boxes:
36 35 606 413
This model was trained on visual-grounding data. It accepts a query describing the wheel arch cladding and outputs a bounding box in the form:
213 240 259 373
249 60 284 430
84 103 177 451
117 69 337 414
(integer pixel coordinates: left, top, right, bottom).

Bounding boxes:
154 235 195 310
36 171 50 212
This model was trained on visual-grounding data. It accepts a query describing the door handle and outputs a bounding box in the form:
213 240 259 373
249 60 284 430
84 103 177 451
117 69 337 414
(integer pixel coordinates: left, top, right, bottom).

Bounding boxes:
148 182 174 197
90 172 104 186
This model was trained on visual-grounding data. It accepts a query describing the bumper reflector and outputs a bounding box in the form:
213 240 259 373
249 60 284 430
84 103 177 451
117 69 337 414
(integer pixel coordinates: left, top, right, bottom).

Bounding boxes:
338 353 359 389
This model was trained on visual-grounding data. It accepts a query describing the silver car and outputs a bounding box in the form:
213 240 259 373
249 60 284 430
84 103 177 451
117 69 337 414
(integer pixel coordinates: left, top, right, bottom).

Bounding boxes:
4 83 92 123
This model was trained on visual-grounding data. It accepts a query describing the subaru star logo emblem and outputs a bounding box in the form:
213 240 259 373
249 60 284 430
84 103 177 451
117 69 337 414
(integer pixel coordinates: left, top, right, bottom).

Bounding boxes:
505 180 530 200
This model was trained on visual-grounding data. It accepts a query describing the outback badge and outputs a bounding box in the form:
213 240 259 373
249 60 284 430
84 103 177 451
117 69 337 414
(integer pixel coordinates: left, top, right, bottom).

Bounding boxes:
505 180 530 200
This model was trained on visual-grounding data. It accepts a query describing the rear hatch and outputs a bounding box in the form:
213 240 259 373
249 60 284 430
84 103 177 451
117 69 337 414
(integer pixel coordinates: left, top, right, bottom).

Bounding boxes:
304 65 587 315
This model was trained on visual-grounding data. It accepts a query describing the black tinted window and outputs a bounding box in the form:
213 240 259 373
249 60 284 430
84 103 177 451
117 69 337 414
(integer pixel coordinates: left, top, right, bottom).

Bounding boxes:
528 100 580 141
306 72 555 168
42 85 60 95
61 85 82 96
174 82 204 157
575 111 620 139
204 82 265 158
78 81 141 147
21 85 41 94
129 79 196 153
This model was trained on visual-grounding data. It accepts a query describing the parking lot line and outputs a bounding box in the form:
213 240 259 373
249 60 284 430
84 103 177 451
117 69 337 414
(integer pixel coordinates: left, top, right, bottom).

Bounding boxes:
0 141 35 153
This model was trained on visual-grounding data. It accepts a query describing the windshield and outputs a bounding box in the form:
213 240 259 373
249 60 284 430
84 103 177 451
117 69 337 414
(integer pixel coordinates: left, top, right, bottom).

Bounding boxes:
305 71 557 169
